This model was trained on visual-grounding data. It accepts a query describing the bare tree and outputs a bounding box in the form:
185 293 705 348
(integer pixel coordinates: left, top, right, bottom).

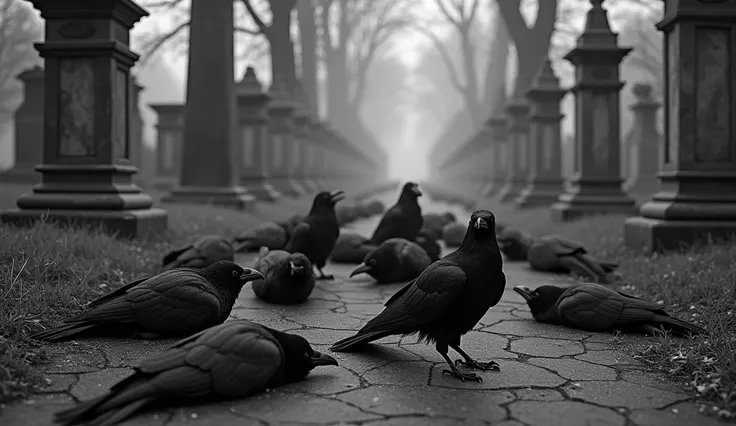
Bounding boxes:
0 0 43 96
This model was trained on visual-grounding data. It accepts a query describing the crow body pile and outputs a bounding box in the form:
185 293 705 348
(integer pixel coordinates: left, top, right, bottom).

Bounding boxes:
29 183 705 425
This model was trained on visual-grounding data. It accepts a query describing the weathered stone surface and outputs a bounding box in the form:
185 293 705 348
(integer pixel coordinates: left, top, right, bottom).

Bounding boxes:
630 402 726 426
620 369 687 393
96 338 175 368
337 385 512 420
363 361 433 386
281 366 362 395
400 331 517 361
510 337 584 357
565 381 690 409
509 401 626 426
286 311 366 330
229 392 381 423
514 388 565 401
528 358 617 381
37 374 77 393
484 320 591 339
575 350 637 366
43 345 107 374
70 368 134 400
366 417 490 426
429 360 566 389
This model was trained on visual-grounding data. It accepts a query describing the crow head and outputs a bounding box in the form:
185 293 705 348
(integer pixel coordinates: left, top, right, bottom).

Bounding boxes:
513 285 566 323
267 328 338 382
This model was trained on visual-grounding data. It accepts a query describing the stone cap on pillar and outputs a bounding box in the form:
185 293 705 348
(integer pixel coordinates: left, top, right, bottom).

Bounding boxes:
526 58 567 101
484 114 508 141
291 83 310 125
149 103 185 127
16 65 44 82
564 0 632 66
630 82 660 109
236 66 270 105
30 0 149 32
267 75 294 114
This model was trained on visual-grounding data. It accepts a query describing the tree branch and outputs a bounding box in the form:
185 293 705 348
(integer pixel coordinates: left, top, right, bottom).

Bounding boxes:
409 23 466 94
496 0 530 50
139 20 190 65
235 25 261 35
241 0 270 37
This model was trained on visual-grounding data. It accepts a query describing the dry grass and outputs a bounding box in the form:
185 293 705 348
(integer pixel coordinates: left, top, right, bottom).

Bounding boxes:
0 183 314 403
481 199 736 420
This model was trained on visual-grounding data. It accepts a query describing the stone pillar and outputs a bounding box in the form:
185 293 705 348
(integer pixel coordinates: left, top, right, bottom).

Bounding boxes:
516 59 567 208
624 0 736 253
309 119 326 190
0 66 44 183
235 66 280 202
1 0 167 238
497 96 531 203
481 115 508 197
266 76 303 198
291 87 317 194
130 77 145 185
162 0 255 209
623 83 661 198
550 0 636 221
149 104 184 190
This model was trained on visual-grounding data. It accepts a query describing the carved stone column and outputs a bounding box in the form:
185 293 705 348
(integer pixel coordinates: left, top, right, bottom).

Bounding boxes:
290 89 314 194
623 83 661 198
550 0 636 221
0 66 44 183
235 66 280 202
267 76 302 198
1 0 167 238
162 0 255 209
130 77 145 185
497 96 531 203
149 104 183 190
625 0 736 252
516 59 567 208
481 115 508 197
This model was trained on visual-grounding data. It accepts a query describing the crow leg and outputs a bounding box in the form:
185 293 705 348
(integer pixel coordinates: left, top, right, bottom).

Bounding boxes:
451 344 500 371
436 342 482 383
315 266 334 281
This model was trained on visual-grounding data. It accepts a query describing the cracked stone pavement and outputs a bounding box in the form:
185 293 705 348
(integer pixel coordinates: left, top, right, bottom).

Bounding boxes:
0 196 724 426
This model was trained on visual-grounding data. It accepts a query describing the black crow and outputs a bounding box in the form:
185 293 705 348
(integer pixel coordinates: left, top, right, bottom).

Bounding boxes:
233 222 289 252
54 320 338 426
414 230 441 262
332 210 505 383
330 232 377 264
350 238 432 284
369 182 423 245
527 235 618 284
162 235 234 270
513 284 706 337
252 248 315 304
284 190 345 280
497 228 536 261
31 261 264 341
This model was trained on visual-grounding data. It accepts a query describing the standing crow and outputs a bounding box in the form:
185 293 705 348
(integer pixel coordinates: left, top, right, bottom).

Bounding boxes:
421 212 456 240
332 210 505 383
414 230 441 262
350 238 432 285
284 190 345 280
330 232 377 264
53 320 338 426
162 235 234 270
252 248 315 304
527 235 618 284
233 222 289 252
513 284 706 337
30 261 264 342
497 228 536 261
369 182 423 245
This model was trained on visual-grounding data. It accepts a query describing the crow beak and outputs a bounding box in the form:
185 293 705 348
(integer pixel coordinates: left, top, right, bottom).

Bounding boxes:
309 350 338 368
329 190 345 203
240 268 265 282
513 286 534 302
474 217 489 230
350 262 372 278
289 261 304 276
411 185 422 196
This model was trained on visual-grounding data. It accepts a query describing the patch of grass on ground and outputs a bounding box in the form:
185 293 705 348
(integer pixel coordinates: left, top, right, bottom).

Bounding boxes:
0 191 312 404
483 200 736 419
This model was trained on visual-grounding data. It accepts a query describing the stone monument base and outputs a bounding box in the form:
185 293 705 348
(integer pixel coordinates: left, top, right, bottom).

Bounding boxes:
624 216 736 254
497 181 526 204
0 164 39 184
162 185 255 210
241 179 281 202
515 181 564 209
0 208 168 239
270 179 306 198
550 191 637 222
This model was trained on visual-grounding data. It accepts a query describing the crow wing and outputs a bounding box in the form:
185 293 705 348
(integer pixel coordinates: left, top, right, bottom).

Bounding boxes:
557 284 662 331
284 222 311 254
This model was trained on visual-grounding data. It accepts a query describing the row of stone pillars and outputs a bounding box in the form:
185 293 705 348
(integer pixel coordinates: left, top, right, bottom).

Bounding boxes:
433 0 736 253
0 0 382 239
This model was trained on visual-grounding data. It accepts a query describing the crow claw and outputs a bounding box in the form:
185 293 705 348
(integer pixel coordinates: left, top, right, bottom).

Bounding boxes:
455 359 500 371
442 368 483 383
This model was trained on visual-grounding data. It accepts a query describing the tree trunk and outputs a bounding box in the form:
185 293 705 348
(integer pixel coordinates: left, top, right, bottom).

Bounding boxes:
268 0 297 95
460 32 482 126
483 13 510 115
296 1 319 112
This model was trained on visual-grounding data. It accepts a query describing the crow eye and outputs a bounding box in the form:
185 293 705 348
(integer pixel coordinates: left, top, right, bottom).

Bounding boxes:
369 259 376 265
303 352 310 359
232 270 239 277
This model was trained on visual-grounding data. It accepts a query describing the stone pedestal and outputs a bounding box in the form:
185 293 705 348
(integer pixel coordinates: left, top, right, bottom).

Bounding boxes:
625 0 736 253
1 0 167 239
0 66 44 183
291 85 317 194
497 96 531 203
267 76 304 198
130 77 145 185
309 120 327 190
235 67 280 202
482 115 508 197
162 0 255 210
550 0 636 221
623 83 661 198
149 104 183 190
516 59 567 208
